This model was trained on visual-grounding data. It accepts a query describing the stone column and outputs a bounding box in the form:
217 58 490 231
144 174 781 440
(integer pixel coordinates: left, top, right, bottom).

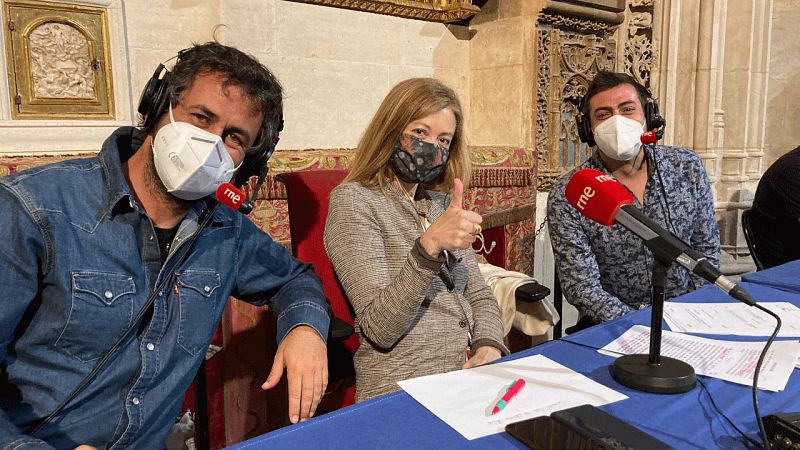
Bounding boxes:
655 0 773 272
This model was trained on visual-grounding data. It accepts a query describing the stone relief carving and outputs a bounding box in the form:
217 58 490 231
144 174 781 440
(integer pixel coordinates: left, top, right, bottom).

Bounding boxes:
535 27 616 190
4 0 114 119
624 0 655 87
28 22 96 99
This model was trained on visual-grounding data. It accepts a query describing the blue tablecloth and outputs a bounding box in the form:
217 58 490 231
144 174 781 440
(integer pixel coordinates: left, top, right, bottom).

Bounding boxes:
742 259 800 294
229 280 800 450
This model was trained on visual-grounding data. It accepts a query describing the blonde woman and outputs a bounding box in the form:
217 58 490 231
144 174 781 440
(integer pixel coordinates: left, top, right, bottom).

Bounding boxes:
324 78 507 402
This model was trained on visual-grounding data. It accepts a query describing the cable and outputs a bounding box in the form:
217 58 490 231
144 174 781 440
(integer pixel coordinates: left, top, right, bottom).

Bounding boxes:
696 377 762 448
751 303 782 450
648 144 679 238
560 302 782 450
559 337 757 447
648 143 697 292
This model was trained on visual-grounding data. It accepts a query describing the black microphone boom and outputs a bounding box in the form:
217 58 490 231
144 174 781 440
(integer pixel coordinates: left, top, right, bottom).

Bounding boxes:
614 204 754 306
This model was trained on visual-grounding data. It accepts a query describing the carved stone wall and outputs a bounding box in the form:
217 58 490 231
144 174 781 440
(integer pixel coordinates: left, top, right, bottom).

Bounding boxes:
534 3 625 190
652 0 775 271
534 0 666 190
622 0 656 87
533 0 780 276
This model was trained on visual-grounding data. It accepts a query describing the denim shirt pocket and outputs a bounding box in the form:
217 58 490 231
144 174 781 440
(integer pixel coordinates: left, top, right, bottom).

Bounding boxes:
176 271 221 357
57 272 136 362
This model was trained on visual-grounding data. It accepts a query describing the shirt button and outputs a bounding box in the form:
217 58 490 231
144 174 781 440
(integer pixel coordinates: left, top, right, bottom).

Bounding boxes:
459 320 467 328
158 291 163 297
146 343 155 351
203 286 211 293
149 235 154 241
132 397 140 405
104 291 113 299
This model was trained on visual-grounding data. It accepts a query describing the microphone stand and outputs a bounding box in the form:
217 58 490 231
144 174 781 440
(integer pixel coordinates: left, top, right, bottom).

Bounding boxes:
611 254 696 393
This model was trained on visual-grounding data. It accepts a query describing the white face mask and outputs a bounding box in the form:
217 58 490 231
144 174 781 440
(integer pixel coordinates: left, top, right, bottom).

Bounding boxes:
151 105 241 201
593 115 645 162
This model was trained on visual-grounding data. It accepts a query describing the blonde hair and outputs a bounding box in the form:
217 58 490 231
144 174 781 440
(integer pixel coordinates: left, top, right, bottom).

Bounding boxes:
346 78 469 192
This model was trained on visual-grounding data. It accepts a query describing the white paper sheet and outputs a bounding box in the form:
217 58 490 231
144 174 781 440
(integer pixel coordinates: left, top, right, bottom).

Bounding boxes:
663 302 800 336
600 325 800 391
397 354 628 440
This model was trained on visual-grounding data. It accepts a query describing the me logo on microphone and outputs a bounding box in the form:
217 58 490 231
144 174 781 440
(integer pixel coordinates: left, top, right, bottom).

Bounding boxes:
576 187 595 210
565 168 634 227
576 174 614 210
216 182 255 215
219 186 242 205
595 174 614 183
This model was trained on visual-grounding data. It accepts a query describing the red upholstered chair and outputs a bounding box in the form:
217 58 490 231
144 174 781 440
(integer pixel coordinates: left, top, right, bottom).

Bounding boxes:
276 169 358 410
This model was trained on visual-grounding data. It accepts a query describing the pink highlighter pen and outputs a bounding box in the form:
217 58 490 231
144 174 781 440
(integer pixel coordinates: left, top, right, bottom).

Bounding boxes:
491 378 526 415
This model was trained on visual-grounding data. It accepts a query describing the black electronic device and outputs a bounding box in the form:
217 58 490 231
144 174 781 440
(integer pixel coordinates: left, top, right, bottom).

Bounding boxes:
764 412 800 449
515 281 551 303
505 404 673 450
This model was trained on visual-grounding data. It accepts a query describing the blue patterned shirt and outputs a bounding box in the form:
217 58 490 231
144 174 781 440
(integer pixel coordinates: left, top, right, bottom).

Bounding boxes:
547 145 720 322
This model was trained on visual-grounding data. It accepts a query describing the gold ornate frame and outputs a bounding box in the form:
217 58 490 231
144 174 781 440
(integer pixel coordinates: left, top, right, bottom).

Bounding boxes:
3 0 114 119
286 0 480 23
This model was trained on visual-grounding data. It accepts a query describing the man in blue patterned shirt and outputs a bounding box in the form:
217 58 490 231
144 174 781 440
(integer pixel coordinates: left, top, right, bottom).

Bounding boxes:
547 71 720 326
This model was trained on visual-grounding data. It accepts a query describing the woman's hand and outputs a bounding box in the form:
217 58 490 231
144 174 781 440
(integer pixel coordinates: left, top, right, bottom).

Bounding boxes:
419 178 482 258
463 346 502 369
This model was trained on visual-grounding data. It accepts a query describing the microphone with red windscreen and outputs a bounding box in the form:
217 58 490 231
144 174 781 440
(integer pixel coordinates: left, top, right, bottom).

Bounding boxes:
564 168 753 305
565 168 634 226
216 182 254 215
641 130 658 145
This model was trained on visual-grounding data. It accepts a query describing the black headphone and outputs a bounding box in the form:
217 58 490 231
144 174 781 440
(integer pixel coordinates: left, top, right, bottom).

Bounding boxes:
575 82 665 147
137 56 284 187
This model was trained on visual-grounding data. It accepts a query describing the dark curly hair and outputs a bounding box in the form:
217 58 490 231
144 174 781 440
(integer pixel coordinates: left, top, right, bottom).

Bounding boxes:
144 41 283 152
582 71 649 115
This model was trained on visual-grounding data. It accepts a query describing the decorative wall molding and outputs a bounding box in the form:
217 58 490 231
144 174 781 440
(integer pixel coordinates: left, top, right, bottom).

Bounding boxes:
537 11 619 34
286 0 480 23
543 0 626 22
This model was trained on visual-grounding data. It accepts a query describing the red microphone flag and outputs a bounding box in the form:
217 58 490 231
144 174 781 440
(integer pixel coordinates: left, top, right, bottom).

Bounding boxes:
564 168 634 226
216 182 248 212
640 130 658 145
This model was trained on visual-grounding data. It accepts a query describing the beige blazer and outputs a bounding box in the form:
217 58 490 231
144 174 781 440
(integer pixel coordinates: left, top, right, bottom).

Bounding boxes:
324 180 508 401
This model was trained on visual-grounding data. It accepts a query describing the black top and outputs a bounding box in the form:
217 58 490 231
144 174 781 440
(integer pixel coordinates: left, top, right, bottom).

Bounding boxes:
749 145 800 269
154 225 179 264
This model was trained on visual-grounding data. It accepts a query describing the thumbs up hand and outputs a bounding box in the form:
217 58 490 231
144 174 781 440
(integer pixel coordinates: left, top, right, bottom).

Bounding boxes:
419 178 483 258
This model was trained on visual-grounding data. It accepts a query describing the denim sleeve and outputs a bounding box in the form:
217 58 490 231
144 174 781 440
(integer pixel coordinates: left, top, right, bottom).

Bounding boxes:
0 184 54 447
232 218 330 344
547 184 634 322
688 153 721 284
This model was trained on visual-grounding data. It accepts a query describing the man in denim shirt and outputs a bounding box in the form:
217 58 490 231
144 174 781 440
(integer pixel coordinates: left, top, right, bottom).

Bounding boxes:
0 43 330 448
547 71 720 327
